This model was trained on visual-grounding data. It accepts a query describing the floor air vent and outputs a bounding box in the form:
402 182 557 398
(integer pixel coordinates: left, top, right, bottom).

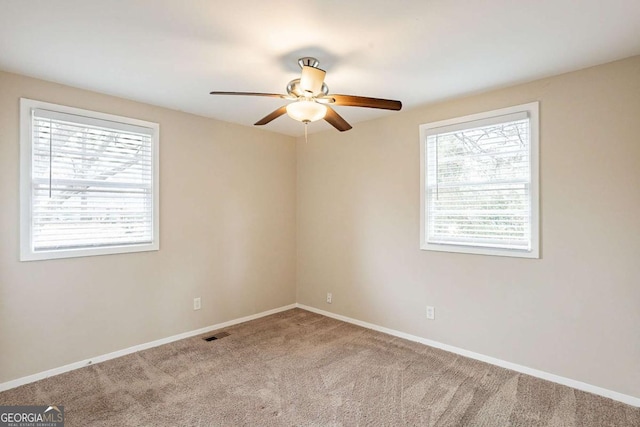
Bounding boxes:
203 332 230 342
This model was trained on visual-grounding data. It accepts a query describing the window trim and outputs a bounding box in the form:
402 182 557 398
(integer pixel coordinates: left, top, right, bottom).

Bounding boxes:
20 98 160 261
419 102 540 258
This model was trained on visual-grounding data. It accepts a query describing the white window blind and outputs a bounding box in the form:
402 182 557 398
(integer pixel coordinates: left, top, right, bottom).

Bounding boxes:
420 103 539 258
20 99 159 260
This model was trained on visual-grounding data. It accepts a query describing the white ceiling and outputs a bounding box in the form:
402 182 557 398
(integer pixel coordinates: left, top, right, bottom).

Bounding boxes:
1 1 639 136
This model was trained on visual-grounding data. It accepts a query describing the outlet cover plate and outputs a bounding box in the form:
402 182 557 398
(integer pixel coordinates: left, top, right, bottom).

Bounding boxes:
426 306 435 320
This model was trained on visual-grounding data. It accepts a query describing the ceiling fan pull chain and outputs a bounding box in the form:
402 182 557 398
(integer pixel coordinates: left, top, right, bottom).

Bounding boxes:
304 122 308 143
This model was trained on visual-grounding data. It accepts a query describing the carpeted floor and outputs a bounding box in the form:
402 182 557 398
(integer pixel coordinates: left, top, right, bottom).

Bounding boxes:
1 308 638 426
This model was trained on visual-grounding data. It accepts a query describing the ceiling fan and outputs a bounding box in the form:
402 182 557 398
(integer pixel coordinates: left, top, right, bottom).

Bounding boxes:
210 57 402 132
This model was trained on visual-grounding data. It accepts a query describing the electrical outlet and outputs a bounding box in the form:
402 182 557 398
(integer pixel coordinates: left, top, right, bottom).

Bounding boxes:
426 306 435 320
193 297 201 310
326 293 332 304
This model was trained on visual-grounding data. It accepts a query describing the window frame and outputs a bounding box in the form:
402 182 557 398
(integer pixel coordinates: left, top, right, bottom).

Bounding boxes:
419 102 539 258
19 98 160 261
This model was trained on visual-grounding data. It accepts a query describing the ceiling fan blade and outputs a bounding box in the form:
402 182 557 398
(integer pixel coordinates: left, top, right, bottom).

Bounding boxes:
254 105 288 126
331 94 402 111
324 106 352 132
210 91 288 99
300 66 326 95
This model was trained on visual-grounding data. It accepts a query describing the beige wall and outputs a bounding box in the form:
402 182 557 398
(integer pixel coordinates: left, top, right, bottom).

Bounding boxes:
297 56 640 398
0 71 297 383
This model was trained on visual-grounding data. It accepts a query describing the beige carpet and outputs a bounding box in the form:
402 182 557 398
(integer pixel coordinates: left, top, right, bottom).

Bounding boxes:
1 308 638 426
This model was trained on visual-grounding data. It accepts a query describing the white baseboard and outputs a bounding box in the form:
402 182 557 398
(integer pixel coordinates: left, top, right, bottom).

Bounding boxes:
0 303 297 393
3 302 639 408
296 303 640 408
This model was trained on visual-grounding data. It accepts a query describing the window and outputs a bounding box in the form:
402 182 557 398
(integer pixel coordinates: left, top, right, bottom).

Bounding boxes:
20 99 159 261
419 102 539 258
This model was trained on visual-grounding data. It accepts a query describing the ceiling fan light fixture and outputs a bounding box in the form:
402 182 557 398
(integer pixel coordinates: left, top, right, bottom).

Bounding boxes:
210 56 402 132
286 100 327 123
